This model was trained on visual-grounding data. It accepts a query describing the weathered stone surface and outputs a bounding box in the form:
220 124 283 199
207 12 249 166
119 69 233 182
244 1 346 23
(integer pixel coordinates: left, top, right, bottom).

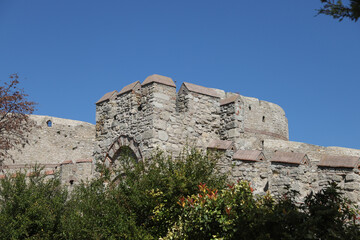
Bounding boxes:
158 131 169 141
154 119 167 130
4 115 95 166
91 75 360 204
4 74 360 204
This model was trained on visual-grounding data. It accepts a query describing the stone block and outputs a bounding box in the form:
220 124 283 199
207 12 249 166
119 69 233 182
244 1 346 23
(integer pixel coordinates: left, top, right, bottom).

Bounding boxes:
160 111 171 121
154 119 167 130
344 182 359 191
345 174 357 182
158 130 169 141
329 174 343 182
143 129 154 140
153 92 170 101
153 102 163 108
228 129 240 138
260 172 268 179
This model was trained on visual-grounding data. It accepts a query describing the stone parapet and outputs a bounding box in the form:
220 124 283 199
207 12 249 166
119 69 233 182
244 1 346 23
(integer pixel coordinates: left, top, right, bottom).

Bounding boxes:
95 74 289 162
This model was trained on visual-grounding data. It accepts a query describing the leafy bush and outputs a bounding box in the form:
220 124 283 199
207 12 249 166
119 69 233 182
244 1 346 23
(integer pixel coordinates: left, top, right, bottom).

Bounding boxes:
0 169 67 240
302 182 360 240
1 149 359 240
116 148 227 235
60 176 151 240
61 147 227 239
163 181 360 240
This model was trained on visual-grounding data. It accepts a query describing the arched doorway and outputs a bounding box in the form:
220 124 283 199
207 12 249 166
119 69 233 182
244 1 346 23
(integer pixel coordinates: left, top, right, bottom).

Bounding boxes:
104 135 142 168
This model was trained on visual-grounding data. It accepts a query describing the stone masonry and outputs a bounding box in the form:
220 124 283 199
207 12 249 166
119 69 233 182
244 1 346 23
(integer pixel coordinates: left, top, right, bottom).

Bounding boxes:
0 115 95 187
95 74 360 204
1 74 359 204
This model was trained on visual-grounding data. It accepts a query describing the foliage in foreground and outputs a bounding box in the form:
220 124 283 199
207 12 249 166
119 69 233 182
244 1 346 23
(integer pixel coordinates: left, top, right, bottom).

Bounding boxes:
0 149 359 239
0 170 67 239
61 148 227 239
163 181 360 240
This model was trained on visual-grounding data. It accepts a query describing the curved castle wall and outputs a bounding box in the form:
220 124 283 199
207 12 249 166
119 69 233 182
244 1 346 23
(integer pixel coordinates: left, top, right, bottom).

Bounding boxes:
3 115 95 166
1 115 95 186
95 74 360 205
2 74 359 204
95 74 289 161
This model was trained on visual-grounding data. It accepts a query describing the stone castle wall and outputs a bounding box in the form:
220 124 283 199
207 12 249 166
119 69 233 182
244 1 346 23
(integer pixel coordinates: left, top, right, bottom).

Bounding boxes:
3 115 95 166
0 159 94 188
1 74 359 205
95 74 360 205
0 115 95 186
95 75 289 162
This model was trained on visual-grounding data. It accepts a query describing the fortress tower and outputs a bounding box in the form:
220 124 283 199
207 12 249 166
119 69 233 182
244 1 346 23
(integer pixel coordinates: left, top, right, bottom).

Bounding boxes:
95 74 360 203
95 74 288 161
1 74 359 204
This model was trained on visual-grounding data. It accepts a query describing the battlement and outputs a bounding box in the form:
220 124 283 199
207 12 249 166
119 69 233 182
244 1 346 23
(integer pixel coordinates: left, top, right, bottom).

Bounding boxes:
2 73 360 205
95 74 288 160
93 74 360 204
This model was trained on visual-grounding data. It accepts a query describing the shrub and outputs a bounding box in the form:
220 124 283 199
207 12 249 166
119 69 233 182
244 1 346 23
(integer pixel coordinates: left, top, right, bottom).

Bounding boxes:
302 182 360 240
59 177 151 240
1 150 359 240
61 147 227 239
0 169 67 240
163 181 360 240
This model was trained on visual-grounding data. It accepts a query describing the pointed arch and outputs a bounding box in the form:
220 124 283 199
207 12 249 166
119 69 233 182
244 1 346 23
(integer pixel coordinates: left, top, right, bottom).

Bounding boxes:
104 135 143 166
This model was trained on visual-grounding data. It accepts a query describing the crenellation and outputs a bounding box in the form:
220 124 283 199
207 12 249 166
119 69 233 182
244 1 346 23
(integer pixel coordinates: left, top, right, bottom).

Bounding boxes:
242 96 289 141
94 74 360 204
3 73 360 205
220 95 244 141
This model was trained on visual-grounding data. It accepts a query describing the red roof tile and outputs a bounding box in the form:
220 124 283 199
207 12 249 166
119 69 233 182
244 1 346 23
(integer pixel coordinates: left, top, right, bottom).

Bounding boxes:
76 159 93 163
207 139 235 150
233 150 265 162
318 155 359 169
118 81 141 95
45 170 55 175
61 160 73 165
26 172 39 177
0 175 5 179
0 164 60 170
96 90 118 105
142 74 176 87
220 95 240 106
182 82 219 98
270 151 309 165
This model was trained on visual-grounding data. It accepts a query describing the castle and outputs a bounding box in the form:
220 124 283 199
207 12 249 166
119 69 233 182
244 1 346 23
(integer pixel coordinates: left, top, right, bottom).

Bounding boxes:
1 74 360 203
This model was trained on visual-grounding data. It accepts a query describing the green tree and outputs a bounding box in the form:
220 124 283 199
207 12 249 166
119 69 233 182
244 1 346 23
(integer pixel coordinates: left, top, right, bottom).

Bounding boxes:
60 176 151 240
318 0 360 22
0 169 67 239
61 147 227 239
163 181 360 240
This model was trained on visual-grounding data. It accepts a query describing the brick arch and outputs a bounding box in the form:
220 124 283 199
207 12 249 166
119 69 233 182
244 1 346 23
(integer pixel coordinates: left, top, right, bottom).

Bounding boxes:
105 135 143 165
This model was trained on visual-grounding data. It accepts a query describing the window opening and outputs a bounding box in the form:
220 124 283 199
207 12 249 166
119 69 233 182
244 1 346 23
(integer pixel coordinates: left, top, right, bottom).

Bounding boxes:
47 120 52 127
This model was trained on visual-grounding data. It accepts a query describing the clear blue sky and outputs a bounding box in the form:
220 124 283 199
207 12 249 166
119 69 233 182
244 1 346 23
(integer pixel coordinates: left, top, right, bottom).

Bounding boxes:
0 0 359 149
